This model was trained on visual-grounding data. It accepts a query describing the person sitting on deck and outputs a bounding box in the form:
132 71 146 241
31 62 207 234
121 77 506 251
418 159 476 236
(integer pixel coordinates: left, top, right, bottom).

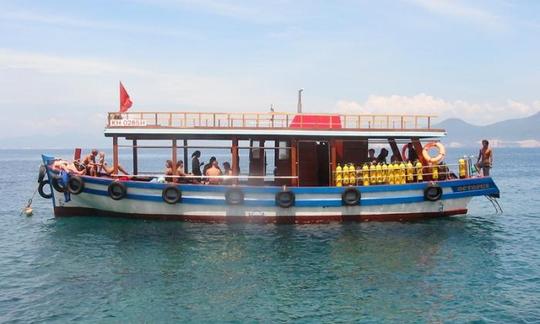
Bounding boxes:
205 161 222 185
406 143 418 162
165 160 175 182
368 149 376 163
52 160 86 175
376 148 389 164
203 156 221 175
97 152 129 176
191 151 203 180
175 160 186 183
222 161 233 185
82 149 99 176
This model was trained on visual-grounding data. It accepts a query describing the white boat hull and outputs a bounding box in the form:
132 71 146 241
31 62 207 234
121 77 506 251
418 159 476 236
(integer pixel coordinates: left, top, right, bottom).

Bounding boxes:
45 174 501 223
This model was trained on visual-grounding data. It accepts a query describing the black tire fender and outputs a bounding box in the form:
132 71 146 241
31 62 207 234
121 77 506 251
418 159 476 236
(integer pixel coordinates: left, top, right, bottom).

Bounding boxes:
38 179 53 199
424 183 443 201
38 164 46 183
275 190 295 208
108 181 127 200
342 187 361 206
50 174 66 193
162 185 182 204
225 188 244 205
67 176 85 195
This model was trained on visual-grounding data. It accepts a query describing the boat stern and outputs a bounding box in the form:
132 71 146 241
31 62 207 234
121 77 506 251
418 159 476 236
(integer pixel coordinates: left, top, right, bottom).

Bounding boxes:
445 176 500 199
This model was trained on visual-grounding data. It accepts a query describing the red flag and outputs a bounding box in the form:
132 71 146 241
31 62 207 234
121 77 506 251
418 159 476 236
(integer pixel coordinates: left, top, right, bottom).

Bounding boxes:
119 81 133 113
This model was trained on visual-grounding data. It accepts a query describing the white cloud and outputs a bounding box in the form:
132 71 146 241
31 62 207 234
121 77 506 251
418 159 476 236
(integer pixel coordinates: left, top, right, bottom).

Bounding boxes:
0 49 146 76
126 0 294 24
408 0 501 29
335 93 540 125
0 49 287 138
1 49 538 140
0 10 198 38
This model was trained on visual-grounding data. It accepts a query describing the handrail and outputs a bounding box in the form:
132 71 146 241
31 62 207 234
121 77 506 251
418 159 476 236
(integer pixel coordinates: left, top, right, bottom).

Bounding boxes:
107 111 438 130
108 174 299 179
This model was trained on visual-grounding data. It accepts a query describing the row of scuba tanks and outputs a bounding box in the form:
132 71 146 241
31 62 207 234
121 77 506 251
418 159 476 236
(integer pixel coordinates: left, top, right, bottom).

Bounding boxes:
334 161 438 187
335 158 472 187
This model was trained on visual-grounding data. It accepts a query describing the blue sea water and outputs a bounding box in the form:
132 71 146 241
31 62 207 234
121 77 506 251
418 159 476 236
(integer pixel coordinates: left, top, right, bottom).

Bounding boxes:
0 148 539 322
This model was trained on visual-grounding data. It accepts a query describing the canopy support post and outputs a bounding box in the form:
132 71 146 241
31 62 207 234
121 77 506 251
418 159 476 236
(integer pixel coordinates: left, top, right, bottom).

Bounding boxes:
232 137 239 185
291 139 298 186
330 139 337 186
411 138 427 165
132 139 138 175
172 139 177 168
388 138 402 161
113 136 119 175
183 139 188 173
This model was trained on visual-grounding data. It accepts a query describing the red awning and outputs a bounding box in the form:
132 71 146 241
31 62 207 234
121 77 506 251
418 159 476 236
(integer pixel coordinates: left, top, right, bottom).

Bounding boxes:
289 114 342 129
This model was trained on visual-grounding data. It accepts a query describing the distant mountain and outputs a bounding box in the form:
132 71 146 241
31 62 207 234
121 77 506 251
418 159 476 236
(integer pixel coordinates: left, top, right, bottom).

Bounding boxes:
436 111 540 148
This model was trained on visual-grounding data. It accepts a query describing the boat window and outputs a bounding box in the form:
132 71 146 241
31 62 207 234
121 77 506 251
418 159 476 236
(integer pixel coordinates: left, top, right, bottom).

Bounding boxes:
251 141 261 159
278 141 289 160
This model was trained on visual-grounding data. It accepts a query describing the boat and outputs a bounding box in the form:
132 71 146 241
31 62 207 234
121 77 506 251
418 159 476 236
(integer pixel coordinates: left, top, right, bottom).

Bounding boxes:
38 111 500 223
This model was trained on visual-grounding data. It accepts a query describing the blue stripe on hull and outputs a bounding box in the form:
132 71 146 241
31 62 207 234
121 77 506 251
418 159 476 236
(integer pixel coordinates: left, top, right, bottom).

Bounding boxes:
81 175 498 194
80 186 497 207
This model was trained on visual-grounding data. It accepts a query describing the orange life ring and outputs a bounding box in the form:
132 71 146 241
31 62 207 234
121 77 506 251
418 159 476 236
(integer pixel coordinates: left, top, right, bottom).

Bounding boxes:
422 142 446 164
401 143 409 161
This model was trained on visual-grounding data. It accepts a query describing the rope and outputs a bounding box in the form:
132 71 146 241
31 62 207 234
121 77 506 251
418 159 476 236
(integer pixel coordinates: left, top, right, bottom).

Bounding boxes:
19 187 38 216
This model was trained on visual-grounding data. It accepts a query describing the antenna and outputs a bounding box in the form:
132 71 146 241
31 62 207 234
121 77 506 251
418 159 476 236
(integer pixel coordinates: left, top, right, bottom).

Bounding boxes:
297 88 304 113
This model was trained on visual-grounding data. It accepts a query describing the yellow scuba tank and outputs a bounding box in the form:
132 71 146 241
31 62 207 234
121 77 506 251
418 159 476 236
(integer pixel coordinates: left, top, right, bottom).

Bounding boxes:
388 163 395 184
399 162 406 184
381 163 388 184
362 163 370 186
369 163 376 185
432 164 439 180
375 163 382 184
335 163 343 186
342 164 350 185
458 158 466 178
406 161 414 182
349 163 356 185
336 174 342 187
415 161 423 182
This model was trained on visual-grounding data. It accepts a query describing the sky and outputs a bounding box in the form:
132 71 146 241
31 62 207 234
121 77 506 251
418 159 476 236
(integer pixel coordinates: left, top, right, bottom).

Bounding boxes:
0 0 539 144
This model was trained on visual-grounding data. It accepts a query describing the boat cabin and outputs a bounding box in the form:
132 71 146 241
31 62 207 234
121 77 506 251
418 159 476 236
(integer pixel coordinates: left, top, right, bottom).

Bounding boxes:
105 112 445 186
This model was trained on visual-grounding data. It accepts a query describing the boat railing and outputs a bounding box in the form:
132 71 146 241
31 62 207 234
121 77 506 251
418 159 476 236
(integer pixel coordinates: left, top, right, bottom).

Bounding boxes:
107 112 436 130
118 174 298 180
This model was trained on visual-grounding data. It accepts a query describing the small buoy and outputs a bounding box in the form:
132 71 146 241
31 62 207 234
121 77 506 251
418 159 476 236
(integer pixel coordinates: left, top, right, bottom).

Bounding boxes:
24 207 33 216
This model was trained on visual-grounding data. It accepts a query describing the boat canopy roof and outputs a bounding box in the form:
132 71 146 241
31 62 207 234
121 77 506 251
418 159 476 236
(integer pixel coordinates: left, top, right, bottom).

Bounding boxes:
104 111 446 140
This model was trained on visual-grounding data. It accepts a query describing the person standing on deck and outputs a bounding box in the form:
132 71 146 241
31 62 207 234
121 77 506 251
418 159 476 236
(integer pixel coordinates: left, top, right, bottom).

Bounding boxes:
368 149 376 163
476 140 493 176
406 143 418 162
191 151 202 179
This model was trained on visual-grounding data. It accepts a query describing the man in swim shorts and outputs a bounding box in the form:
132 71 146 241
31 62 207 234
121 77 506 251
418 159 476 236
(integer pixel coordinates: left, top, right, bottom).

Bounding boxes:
82 149 99 176
476 140 493 176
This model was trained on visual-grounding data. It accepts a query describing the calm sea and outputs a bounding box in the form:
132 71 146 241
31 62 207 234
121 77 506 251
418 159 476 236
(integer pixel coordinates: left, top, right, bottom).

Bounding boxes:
0 148 539 322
